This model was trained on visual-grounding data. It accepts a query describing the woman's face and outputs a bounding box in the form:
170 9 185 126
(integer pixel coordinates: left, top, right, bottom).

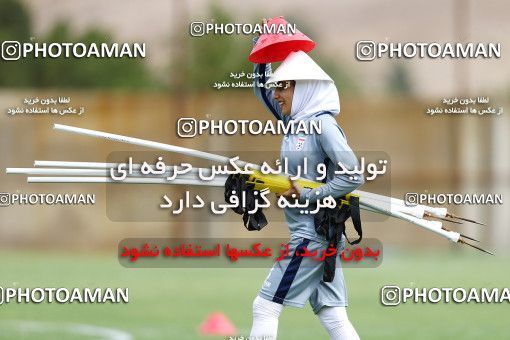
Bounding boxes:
273 80 295 115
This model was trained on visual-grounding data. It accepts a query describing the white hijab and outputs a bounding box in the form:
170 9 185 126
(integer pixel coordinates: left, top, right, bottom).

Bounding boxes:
290 79 340 121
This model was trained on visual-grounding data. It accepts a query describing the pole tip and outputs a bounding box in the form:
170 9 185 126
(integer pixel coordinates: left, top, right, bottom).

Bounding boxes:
447 213 486 226
458 239 494 256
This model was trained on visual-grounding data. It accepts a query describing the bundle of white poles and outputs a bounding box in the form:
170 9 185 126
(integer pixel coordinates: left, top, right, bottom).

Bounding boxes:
5 124 492 254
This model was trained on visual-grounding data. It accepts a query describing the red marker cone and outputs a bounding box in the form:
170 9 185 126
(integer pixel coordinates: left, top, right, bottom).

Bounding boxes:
199 312 238 336
249 16 316 63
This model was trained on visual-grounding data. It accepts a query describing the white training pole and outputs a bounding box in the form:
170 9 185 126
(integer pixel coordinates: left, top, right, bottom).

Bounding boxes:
23 176 395 217
53 124 258 169
354 191 426 219
50 125 448 218
357 189 447 218
8 168 112 176
24 175 424 220
25 173 454 241
17 165 430 219
27 176 227 186
33 161 209 176
34 160 118 168
360 200 460 242
8 167 221 179
27 163 435 217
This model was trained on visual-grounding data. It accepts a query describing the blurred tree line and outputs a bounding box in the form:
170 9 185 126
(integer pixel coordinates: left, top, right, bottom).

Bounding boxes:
172 6 363 95
0 0 412 95
0 0 154 89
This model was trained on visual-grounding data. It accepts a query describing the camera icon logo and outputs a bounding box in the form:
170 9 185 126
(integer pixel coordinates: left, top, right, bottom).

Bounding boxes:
177 118 197 138
404 193 419 206
1 41 21 61
356 40 376 61
190 22 205 37
0 193 10 207
381 285 401 306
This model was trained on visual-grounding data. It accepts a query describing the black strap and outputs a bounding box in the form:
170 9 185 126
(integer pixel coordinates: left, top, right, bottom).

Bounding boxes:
345 196 362 245
314 195 363 282
224 174 268 231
